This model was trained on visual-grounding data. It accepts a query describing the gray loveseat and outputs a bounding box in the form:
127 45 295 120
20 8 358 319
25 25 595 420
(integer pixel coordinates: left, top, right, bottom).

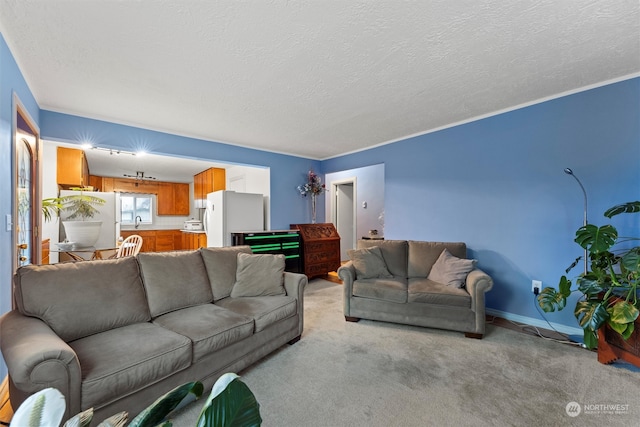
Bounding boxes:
0 246 306 422
338 240 493 338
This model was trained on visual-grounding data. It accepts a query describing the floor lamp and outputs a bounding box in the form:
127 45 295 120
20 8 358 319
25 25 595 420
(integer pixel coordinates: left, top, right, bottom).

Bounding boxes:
564 168 589 347
564 168 588 275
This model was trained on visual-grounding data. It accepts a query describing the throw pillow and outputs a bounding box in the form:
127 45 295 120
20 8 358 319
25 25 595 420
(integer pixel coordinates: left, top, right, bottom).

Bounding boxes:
427 248 477 288
347 246 393 279
230 252 286 297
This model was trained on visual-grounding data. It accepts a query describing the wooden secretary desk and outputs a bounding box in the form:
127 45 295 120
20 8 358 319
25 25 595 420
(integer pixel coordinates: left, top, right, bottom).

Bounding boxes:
290 223 341 278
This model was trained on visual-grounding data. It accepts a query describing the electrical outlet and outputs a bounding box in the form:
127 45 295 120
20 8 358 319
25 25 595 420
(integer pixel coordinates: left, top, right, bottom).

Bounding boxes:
532 280 542 294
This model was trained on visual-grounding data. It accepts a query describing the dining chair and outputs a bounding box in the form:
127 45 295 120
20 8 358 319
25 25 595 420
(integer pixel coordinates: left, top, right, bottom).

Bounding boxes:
116 235 143 258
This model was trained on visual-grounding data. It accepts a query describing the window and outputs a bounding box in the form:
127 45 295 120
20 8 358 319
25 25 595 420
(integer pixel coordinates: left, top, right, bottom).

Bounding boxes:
121 194 153 225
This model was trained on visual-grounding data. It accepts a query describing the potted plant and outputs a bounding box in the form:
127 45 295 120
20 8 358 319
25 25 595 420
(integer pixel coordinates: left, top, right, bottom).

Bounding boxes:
42 188 106 248
10 373 261 427
537 201 640 352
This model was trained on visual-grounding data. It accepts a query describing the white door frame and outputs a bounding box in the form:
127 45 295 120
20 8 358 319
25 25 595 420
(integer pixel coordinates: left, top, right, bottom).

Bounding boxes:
331 177 357 260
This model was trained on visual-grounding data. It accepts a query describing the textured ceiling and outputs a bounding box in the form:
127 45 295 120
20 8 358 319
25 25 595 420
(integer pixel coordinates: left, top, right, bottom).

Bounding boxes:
1 1 639 160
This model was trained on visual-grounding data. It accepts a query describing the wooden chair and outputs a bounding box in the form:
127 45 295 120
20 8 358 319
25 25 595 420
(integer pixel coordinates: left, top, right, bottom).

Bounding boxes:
116 235 143 258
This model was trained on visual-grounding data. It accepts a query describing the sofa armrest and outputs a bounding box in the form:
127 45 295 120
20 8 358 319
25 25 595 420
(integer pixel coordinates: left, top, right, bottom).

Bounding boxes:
0 310 82 419
337 261 356 316
465 269 493 334
284 272 308 336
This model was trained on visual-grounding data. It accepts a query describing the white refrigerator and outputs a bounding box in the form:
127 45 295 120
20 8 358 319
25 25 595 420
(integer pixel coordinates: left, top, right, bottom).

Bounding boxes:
204 190 264 247
59 190 121 248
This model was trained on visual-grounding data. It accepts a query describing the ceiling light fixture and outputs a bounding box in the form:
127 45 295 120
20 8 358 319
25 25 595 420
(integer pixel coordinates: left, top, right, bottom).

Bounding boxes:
91 146 137 156
123 171 157 181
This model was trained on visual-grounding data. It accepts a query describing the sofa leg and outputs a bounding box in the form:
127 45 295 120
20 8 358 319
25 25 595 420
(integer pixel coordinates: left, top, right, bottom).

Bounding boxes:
465 332 483 339
345 316 360 322
288 335 301 345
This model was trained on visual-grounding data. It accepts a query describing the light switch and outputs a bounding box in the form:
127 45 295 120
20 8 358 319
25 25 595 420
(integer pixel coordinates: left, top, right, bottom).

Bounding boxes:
6 214 12 231
362 201 367 208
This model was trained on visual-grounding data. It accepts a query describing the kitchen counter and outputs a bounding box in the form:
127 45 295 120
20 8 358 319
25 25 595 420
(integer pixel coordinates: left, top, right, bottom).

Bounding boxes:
181 230 205 234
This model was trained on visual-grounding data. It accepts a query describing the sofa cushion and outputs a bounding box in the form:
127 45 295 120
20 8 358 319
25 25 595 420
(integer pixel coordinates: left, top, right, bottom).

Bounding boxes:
427 249 477 288
216 296 298 332
347 246 393 279
357 240 408 278
200 246 253 301
153 304 254 362
230 253 286 298
138 251 213 317
352 277 408 303
13 257 150 342
68 322 191 411
408 241 467 278
407 278 471 307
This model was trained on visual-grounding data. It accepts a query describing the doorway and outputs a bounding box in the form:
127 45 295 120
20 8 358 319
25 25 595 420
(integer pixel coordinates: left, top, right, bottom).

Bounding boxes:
332 178 356 261
13 96 42 270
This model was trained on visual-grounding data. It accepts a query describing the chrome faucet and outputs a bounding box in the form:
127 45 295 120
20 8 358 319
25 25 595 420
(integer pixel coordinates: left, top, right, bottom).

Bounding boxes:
135 215 142 229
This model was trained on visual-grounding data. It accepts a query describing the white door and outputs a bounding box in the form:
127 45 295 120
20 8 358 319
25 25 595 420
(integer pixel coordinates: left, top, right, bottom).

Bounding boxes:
333 180 356 261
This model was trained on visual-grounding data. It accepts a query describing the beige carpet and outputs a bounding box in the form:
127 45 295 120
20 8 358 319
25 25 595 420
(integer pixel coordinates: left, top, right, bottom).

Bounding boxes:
170 279 640 427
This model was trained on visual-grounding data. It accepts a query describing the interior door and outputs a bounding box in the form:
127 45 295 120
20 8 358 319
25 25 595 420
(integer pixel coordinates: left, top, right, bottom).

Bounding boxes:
14 99 41 270
334 181 355 261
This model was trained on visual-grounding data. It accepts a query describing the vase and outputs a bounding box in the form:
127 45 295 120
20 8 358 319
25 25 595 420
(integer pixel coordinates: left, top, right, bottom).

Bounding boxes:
62 220 102 248
311 194 317 224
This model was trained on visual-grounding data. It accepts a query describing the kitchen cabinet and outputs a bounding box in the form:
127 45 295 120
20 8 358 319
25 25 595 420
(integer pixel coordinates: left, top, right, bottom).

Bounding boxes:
182 231 207 250
111 178 159 194
121 229 183 252
194 167 226 204
89 176 115 192
290 223 341 278
57 147 89 187
157 182 190 215
155 230 178 252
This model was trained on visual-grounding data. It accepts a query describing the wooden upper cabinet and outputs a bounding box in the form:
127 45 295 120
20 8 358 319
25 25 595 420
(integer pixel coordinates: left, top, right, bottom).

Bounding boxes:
194 167 226 202
157 182 190 216
57 147 89 187
111 178 159 193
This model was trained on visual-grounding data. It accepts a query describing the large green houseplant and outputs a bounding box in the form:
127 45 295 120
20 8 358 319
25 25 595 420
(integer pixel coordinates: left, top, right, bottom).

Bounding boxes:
42 188 106 223
537 201 640 349
42 188 106 247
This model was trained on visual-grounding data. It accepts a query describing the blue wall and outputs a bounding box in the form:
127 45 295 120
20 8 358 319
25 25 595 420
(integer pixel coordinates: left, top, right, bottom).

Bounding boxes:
323 77 640 332
0 33 40 377
40 111 323 230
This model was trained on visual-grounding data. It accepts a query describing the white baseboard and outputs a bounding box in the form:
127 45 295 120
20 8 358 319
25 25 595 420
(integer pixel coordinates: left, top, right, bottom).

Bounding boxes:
486 308 583 337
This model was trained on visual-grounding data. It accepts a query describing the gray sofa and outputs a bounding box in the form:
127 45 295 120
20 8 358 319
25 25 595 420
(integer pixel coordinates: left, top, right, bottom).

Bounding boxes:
338 240 493 338
0 246 306 422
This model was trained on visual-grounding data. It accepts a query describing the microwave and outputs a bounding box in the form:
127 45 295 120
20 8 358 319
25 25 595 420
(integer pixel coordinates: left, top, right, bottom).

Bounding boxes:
183 220 203 231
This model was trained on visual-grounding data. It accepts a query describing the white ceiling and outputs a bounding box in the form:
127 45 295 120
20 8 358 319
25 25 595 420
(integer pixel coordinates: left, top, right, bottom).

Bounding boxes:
1 1 639 160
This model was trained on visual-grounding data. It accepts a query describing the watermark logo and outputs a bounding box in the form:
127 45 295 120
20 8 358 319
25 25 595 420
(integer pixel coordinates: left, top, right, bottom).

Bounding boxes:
566 401 630 417
565 402 581 417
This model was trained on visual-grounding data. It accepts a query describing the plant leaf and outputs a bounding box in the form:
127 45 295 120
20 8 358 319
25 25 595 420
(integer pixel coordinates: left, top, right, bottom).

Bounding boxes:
197 377 262 427
128 381 204 427
583 329 599 349
63 408 94 427
604 201 640 218
575 224 617 254
621 250 640 274
608 300 639 324
574 299 609 332
558 275 572 297
11 388 66 427
537 287 566 312
576 276 605 297
96 411 128 427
